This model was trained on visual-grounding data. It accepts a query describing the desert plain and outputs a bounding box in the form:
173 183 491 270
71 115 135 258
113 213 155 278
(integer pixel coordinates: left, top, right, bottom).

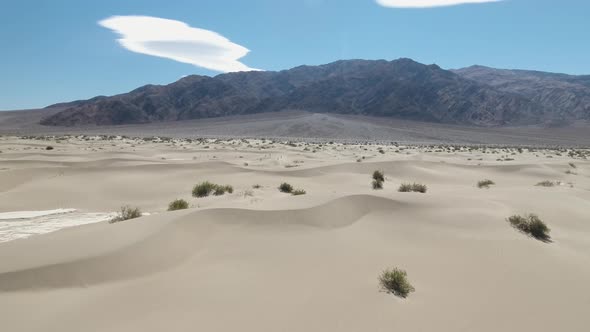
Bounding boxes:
0 133 589 332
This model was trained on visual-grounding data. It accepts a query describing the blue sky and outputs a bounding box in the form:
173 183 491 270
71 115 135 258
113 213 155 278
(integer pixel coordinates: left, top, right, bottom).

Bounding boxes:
1 0 589 110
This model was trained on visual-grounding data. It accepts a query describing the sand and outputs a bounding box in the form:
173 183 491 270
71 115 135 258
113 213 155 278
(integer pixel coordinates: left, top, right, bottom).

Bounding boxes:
0 135 589 331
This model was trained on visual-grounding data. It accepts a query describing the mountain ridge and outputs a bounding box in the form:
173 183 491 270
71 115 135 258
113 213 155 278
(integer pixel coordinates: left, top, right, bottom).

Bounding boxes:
40 58 590 127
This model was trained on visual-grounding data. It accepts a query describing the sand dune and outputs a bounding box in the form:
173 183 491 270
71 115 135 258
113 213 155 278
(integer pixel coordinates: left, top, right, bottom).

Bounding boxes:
0 136 589 331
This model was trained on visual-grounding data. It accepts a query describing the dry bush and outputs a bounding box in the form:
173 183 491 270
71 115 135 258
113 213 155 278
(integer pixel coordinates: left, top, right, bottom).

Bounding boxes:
110 206 142 223
379 268 415 298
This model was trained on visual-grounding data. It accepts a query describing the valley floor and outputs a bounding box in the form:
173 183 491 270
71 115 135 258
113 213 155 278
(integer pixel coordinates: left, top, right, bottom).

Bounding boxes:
0 135 589 331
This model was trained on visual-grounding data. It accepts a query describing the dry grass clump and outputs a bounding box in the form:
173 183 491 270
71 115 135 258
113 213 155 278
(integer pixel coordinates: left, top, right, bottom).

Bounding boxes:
507 214 551 242
168 199 189 211
379 268 415 298
535 180 556 187
279 182 294 193
477 179 495 189
398 183 427 193
110 206 142 223
192 181 233 198
291 189 307 196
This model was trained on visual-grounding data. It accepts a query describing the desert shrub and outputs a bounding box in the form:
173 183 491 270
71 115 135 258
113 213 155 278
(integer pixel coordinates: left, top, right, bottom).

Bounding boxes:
193 182 233 198
379 268 415 298
252 184 262 189
507 214 551 242
213 185 232 196
398 183 412 192
535 180 556 187
292 189 306 196
279 182 294 193
477 179 495 189
213 186 225 196
412 183 427 193
372 179 383 190
192 181 217 197
398 183 427 193
45 146 54 150
568 162 577 169
168 199 189 211
222 185 234 194
372 170 385 190
110 206 142 223
372 170 385 182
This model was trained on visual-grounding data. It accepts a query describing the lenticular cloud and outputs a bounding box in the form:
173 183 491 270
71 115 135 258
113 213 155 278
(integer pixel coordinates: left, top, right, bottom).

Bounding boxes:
99 15 258 73
376 0 502 8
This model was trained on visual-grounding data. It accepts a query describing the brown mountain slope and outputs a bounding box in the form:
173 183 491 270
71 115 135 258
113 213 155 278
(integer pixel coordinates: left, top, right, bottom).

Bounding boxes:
41 59 557 127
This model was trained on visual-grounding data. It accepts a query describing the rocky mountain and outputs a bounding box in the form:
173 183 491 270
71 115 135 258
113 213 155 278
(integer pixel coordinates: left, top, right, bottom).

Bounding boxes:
453 66 590 125
42 58 585 127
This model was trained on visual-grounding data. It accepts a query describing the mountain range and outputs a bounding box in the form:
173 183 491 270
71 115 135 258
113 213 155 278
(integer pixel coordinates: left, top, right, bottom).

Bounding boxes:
40 58 590 127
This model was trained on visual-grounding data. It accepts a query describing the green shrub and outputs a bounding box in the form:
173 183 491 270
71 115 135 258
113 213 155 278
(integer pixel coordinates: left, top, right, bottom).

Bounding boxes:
398 183 427 193
477 179 495 189
379 268 415 298
168 199 189 211
372 170 385 182
507 214 551 242
110 206 142 223
192 181 217 197
213 186 226 196
279 182 294 193
192 182 233 198
535 180 556 187
292 189 306 196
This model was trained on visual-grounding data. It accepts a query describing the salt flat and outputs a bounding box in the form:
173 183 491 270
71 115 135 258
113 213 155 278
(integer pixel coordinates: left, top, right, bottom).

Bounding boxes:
0 135 589 332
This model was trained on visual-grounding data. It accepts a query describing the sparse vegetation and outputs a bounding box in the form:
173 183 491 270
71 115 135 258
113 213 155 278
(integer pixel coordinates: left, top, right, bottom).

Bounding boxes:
372 170 385 182
168 199 189 211
398 183 427 193
110 206 142 223
372 170 385 190
192 181 233 198
279 182 294 193
372 179 383 190
477 179 495 189
192 181 217 197
507 214 551 242
292 189 306 196
536 180 556 187
379 268 415 298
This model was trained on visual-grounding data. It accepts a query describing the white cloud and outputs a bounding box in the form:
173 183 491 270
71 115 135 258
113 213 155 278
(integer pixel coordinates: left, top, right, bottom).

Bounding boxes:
99 15 259 73
376 0 502 8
